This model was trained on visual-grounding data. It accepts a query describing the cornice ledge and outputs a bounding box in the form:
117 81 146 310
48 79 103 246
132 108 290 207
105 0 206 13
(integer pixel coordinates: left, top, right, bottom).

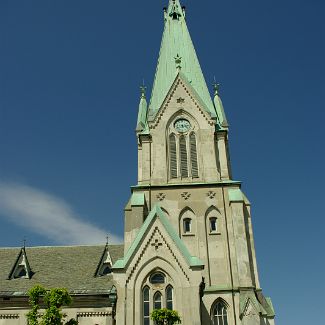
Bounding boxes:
131 180 242 190
77 311 112 317
0 314 20 319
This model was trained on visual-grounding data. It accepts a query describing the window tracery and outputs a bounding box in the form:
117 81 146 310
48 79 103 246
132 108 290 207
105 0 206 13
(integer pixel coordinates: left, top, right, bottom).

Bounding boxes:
141 271 174 324
167 117 199 180
212 300 228 325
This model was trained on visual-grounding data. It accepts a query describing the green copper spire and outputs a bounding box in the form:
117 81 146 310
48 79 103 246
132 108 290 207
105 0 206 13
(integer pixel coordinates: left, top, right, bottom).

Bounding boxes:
136 84 148 132
148 0 217 119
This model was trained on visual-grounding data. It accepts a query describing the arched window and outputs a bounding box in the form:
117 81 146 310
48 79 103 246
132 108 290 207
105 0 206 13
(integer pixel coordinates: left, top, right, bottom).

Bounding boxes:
206 206 222 236
210 217 217 233
150 272 165 284
153 292 162 310
179 136 188 178
143 287 150 325
183 218 192 233
166 286 173 310
190 133 199 178
212 301 228 325
142 272 175 323
169 134 178 178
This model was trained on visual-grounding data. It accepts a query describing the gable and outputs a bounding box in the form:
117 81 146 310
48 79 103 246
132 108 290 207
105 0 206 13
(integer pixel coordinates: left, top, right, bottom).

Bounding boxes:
240 291 268 320
113 205 204 271
148 73 216 129
8 248 32 280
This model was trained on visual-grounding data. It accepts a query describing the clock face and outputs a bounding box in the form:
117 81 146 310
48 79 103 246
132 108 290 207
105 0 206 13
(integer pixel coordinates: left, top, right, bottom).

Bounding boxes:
174 119 191 133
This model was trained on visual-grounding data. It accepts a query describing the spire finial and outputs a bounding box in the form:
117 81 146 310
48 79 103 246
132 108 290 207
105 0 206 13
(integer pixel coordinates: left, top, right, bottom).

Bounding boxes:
23 237 26 249
169 0 182 20
175 54 182 71
106 235 109 246
140 80 147 99
213 78 220 96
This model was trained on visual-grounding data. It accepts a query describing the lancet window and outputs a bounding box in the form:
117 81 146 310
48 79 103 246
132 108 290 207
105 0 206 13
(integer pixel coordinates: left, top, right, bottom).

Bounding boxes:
143 287 150 325
210 217 218 233
183 218 192 233
212 300 228 325
190 132 199 178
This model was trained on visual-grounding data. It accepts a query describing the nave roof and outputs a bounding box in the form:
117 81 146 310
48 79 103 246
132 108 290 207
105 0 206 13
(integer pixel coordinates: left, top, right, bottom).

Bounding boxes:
0 245 124 296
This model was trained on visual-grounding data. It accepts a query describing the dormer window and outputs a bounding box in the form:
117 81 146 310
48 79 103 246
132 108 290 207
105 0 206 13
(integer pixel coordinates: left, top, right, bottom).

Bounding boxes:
95 245 114 277
8 248 32 280
99 263 112 276
14 266 27 278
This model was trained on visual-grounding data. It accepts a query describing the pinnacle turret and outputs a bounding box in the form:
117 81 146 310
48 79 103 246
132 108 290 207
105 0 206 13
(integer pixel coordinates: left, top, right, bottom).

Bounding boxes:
213 82 229 128
136 84 148 132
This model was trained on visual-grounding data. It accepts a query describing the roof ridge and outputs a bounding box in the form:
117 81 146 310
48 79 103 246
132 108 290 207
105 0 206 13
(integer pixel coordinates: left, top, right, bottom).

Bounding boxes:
0 244 124 250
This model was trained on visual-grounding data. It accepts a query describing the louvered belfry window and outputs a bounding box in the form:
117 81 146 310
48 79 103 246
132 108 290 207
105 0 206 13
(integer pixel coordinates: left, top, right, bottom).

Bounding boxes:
179 136 188 178
190 133 199 178
169 134 178 178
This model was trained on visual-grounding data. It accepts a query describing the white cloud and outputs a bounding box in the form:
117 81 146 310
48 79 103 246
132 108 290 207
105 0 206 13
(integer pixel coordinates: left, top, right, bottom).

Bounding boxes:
0 181 121 245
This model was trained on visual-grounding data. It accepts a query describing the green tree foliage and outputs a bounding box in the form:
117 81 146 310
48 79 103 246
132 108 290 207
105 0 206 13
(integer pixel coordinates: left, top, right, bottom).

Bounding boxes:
151 308 181 325
26 285 78 325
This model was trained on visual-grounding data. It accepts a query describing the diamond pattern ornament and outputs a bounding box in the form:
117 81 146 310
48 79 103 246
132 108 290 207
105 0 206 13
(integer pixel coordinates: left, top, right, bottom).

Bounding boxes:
181 192 191 200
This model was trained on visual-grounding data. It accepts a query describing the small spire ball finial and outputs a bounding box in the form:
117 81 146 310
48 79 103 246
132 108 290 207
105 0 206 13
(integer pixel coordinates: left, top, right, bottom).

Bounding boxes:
213 79 220 95
140 83 147 99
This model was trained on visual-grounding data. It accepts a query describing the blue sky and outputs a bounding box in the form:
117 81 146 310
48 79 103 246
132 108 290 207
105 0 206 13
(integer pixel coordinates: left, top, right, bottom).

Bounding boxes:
0 0 324 324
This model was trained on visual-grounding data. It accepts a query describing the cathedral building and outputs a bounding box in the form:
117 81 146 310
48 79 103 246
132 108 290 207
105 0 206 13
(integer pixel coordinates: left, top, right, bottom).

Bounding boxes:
0 1 275 324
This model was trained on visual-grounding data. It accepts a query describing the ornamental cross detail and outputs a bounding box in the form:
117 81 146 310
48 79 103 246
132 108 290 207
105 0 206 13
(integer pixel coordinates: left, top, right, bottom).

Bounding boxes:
175 54 182 70
177 97 185 104
207 191 216 199
151 239 163 250
156 193 166 201
181 192 191 200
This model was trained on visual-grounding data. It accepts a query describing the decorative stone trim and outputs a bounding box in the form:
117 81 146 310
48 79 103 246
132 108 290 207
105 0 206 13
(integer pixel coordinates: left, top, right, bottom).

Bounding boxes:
207 191 216 199
150 78 214 130
156 193 166 201
77 311 112 317
181 192 191 200
126 227 190 283
151 238 163 250
0 314 19 319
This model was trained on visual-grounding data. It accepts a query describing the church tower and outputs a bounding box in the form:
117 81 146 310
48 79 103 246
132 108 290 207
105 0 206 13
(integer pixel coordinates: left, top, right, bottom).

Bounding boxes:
113 1 275 324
